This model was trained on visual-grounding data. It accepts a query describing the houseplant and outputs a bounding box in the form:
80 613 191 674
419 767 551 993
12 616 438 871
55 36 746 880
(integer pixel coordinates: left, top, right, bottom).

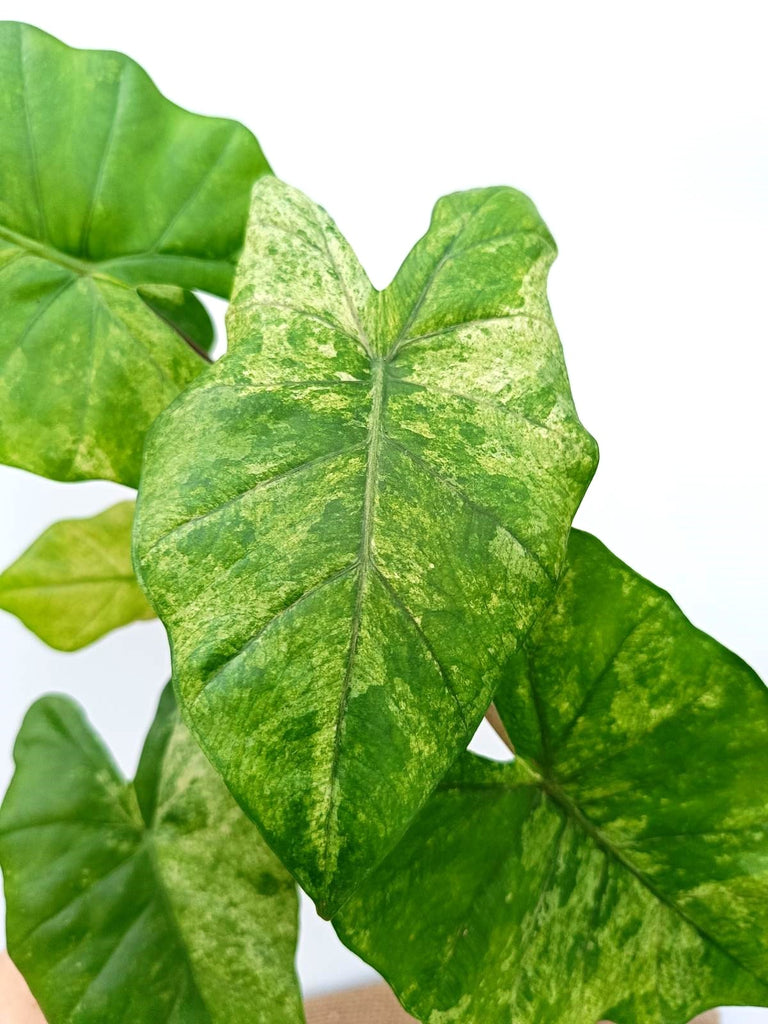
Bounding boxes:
0 21 765 1023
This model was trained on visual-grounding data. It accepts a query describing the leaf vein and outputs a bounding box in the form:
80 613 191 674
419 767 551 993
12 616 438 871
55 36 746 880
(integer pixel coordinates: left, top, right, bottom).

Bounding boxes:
15 845 141 950
372 562 469 731
320 363 386 878
403 379 551 432
190 562 359 707
234 299 363 348
150 128 239 254
7 276 75 357
18 25 49 240
143 442 366 560
79 65 127 257
382 433 555 585
554 604 665 753
65 898 155 1020
391 311 554 359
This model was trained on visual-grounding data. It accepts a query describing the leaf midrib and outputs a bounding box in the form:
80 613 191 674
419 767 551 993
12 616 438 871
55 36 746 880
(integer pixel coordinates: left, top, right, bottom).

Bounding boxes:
0 222 230 288
0 574 137 595
0 222 115 278
143 828 215 1023
231 223 559 881
321 358 386 878
136 723 216 1022
315 212 463 875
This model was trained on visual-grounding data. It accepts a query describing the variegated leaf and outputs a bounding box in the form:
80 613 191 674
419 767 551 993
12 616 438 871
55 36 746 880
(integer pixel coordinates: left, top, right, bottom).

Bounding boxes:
335 532 768 1023
133 178 597 913
0 686 303 1023
0 502 153 651
0 22 269 484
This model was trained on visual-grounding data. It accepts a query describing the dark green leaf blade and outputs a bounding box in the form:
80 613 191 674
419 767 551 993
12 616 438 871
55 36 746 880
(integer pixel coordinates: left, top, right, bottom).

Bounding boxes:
0 688 304 1024
0 501 153 650
335 531 768 1023
0 22 270 484
133 178 598 913
138 285 215 357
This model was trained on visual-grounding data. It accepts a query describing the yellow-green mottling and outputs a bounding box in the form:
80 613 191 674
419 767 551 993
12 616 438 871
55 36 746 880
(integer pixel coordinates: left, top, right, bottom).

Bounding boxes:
0 686 303 1024
0 501 153 650
133 178 598 913
335 532 768 1023
0 22 270 485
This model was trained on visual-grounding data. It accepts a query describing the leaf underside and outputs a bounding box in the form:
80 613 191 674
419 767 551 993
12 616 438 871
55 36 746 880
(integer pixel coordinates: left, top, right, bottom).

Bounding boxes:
134 178 598 913
335 531 768 1024
0 21 269 485
0 687 304 1024
0 501 153 650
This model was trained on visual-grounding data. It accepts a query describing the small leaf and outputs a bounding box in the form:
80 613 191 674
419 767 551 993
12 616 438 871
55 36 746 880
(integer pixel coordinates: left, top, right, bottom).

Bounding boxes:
0 686 304 1024
138 285 215 357
133 178 598 913
0 22 270 485
0 501 153 651
335 531 768 1023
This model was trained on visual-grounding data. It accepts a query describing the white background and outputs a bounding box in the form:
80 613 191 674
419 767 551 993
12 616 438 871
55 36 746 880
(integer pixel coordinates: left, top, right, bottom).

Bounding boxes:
0 0 766 1019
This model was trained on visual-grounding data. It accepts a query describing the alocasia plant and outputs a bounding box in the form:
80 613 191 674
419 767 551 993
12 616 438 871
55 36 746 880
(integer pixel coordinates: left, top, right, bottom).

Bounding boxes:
1 20 765 1024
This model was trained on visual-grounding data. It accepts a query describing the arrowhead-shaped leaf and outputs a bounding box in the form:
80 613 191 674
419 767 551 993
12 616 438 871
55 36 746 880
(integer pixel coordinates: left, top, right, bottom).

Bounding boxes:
335 531 768 1023
0 501 153 650
133 178 598 912
0 686 303 1023
0 22 270 485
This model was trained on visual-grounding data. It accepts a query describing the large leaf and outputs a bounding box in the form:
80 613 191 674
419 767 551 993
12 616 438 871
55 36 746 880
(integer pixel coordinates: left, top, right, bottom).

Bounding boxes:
0 501 153 651
133 177 598 913
0 686 303 1024
335 531 768 1023
0 22 270 485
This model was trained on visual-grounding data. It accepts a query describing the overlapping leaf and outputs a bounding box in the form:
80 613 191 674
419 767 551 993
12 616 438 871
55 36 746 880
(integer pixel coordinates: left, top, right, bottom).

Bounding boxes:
0 22 269 484
0 501 153 650
335 532 768 1023
0 686 303 1024
133 177 598 912
137 285 216 358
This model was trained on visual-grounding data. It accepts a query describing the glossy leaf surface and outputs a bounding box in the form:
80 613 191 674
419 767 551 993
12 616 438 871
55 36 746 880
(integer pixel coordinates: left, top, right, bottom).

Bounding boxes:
138 285 216 357
0 501 153 650
134 178 597 912
0 686 303 1024
0 22 269 484
336 532 768 1023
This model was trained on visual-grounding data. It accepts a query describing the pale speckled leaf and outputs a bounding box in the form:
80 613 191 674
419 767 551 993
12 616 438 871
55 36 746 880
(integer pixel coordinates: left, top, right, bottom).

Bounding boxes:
0 501 153 651
0 22 270 485
335 531 768 1023
0 686 303 1024
133 177 598 913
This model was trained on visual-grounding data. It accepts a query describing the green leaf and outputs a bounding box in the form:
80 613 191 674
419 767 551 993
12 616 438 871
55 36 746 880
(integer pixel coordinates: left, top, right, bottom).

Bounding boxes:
0 501 154 651
0 686 304 1024
138 285 216 357
335 531 768 1023
0 22 270 485
133 177 598 913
